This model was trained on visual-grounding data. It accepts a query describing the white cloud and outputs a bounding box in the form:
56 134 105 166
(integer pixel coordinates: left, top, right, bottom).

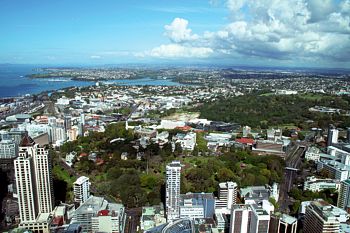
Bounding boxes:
90 55 101 59
138 0 350 65
138 44 213 58
164 18 199 43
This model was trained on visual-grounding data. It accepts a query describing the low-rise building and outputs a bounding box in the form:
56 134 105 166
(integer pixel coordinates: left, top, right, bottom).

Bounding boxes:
304 176 340 192
140 205 167 231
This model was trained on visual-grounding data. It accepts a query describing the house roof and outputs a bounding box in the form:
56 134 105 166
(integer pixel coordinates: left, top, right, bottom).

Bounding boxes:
235 138 255 144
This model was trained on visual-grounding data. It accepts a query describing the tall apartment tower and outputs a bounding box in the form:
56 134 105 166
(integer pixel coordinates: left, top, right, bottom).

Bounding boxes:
14 135 54 224
166 161 182 221
327 124 339 147
74 176 90 205
216 181 238 211
304 200 344 233
338 179 350 210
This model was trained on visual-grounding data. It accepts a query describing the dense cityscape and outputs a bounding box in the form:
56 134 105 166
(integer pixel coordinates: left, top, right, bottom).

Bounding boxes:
0 67 349 233
2 0 350 232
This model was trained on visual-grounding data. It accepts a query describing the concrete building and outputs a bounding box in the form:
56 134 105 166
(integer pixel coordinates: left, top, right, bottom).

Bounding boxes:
71 196 125 233
338 179 350 211
327 124 339 147
304 200 348 233
14 135 54 231
173 132 196 151
304 176 340 192
317 160 350 181
179 193 215 219
305 146 321 162
166 161 182 221
74 176 90 206
91 203 125 233
269 213 297 233
229 204 270 233
140 205 167 231
240 184 279 205
215 182 238 211
0 139 18 159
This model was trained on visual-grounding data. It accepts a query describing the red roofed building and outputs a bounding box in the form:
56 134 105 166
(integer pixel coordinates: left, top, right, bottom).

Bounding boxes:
235 138 255 145
175 125 192 131
98 209 110 216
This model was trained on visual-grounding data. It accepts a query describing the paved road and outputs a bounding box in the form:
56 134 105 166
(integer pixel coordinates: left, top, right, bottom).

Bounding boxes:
125 208 141 233
279 144 307 213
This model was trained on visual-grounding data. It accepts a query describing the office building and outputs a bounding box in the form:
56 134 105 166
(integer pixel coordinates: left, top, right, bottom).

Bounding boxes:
327 124 339 147
317 159 350 181
338 179 350 210
179 192 215 219
14 135 54 231
0 139 18 159
304 200 347 233
304 176 340 192
269 213 297 233
74 176 90 205
230 204 270 233
71 196 125 233
166 161 182 221
215 182 238 211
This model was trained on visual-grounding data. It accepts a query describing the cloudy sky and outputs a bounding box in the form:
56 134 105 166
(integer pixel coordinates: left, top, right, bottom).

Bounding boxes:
0 0 349 68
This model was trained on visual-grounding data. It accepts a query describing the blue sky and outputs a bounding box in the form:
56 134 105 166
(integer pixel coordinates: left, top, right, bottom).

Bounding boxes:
1 0 350 68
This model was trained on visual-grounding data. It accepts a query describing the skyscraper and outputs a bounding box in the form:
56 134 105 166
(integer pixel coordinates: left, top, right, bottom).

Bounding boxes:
166 161 182 221
14 135 54 227
74 176 91 206
215 181 238 211
337 179 350 210
327 124 339 147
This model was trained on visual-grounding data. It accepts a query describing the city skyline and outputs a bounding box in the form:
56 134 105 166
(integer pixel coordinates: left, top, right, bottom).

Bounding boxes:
1 0 350 68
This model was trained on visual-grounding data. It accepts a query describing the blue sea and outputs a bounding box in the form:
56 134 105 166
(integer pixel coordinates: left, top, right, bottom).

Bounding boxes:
0 64 182 98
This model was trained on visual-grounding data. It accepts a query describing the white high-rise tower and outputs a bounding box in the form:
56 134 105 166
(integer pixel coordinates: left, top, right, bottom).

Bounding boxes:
14 135 54 225
74 176 90 205
166 161 182 221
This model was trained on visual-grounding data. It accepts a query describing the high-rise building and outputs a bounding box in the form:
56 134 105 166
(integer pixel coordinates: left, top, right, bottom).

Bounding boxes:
338 179 350 210
74 176 90 206
166 161 182 221
64 115 72 131
230 204 252 233
250 204 270 233
215 181 238 211
230 204 270 233
327 124 339 147
14 135 54 228
304 200 347 233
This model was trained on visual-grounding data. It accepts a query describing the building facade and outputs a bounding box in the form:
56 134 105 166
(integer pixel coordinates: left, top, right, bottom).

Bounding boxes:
166 161 182 221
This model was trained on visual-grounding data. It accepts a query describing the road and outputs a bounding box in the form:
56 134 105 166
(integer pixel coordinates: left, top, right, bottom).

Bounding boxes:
279 144 307 213
124 208 141 233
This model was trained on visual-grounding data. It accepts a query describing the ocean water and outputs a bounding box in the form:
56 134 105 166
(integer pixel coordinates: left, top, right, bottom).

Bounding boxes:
0 64 182 98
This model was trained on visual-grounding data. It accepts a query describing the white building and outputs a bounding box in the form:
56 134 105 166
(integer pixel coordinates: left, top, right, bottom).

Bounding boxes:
72 196 125 233
0 139 18 159
305 146 321 161
215 182 238 212
159 120 185 130
91 203 125 233
14 135 54 230
304 176 340 192
173 132 196 151
338 179 350 210
166 161 182 221
74 176 90 205
317 160 350 181
56 96 70 105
